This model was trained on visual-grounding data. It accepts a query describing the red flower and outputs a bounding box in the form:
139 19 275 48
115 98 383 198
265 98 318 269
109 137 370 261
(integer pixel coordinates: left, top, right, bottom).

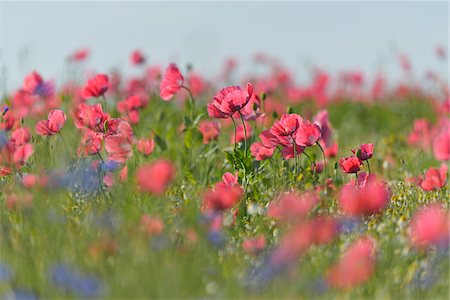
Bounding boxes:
130 50 146 66
295 120 321 147
250 142 275 161
78 130 103 156
10 128 31 146
324 143 338 158
352 143 374 161
313 110 333 147
280 145 305 160
137 160 175 195
13 143 33 164
82 74 109 99
35 109 66 136
74 103 110 131
69 48 89 62
242 235 266 256
202 185 243 212
159 63 184 101
140 214 164 236
137 137 155 156
198 121 220 144
23 71 43 94
327 236 377 290
216 172 239 189
270 114 302 146
104 120 135 163
433 129 450 161
188 72 206 96
339 172 390 216
339 156 362 173
419 164 447 191
210 83 253 116
268 191 318 223
409 204 449 249
407 119 432 149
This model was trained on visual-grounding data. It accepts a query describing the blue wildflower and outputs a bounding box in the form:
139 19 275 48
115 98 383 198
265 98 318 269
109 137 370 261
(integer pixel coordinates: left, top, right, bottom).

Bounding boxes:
49 263 104 298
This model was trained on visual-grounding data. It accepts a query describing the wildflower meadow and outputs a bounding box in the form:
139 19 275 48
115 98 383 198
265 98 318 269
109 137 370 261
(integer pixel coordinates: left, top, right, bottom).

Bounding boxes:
0 22 449 300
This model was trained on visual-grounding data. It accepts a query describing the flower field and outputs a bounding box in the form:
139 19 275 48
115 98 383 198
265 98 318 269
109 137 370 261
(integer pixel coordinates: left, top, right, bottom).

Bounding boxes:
0 48 449 299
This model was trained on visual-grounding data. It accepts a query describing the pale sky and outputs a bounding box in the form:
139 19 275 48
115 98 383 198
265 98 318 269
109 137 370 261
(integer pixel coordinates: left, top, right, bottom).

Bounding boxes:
0 1 448 92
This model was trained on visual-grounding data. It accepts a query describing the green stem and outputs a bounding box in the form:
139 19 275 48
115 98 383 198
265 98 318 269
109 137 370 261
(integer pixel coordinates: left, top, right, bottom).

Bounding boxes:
238 111 248 157
101 95 107 111
181 85 195 120
366 159 371 174
230 116 237 151
316 141 327 176
291 136 297 176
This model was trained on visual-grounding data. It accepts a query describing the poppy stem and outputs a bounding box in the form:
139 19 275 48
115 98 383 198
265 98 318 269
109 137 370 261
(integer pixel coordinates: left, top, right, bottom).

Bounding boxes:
101 95 107 111
238 111 247 157
181 85 195 120
303 151 314 173
97 152 105 163
316 141 327 177
291 137 298 176
366 159 371 174
355 172 359 187
58 132 71 157
230 116 237 151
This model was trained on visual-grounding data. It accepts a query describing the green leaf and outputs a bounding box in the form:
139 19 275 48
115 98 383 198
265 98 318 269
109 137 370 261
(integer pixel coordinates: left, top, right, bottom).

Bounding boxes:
184 129 194 149
155 134 167 151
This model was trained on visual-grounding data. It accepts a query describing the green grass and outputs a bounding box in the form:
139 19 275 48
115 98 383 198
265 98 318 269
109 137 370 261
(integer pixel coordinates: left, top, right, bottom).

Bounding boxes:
0 95 449 299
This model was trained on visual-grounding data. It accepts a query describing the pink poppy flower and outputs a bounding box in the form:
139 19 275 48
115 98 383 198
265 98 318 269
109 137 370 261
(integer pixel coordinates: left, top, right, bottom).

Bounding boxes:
339 156 362 174
137 160 175 195
407 119 432 149
82 74 109 99
140 214 164 236
327 236 377 290
74 103 110 131
270 114 303 146
119 165 128 182
242 235 266 256
21 174 38 188
210 83 253 116
10 128 31 146
216 172 239 189
188 72 206 96
104 121 135 163
313 110 333 147
160 63 184 101
419 164 447 191
198 121 220 144
409 204 449 248
259 130 278 148
295 120 322 147
324 143 338 158
352 143 374 161
280 145 305 159
13 143 33 164
137 137 155 156
339 172 390 216
78 130 103 156
433 129 450 161
68 48 89 62
23 71 43 95
250 142 275 161
130 50 146 66
35 109 66 136
268 191 318 222
202 185 243 212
